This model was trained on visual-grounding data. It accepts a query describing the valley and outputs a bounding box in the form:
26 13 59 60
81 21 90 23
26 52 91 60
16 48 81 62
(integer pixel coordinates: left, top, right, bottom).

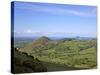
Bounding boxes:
13 36 97 73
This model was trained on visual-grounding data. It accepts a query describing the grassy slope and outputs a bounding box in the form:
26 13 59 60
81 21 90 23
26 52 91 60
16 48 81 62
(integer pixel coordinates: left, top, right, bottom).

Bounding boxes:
15 37 97 71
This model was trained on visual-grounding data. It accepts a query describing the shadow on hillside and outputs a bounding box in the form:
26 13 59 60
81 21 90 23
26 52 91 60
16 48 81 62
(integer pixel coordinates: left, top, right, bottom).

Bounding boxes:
41 61 92 72
12 48 47 74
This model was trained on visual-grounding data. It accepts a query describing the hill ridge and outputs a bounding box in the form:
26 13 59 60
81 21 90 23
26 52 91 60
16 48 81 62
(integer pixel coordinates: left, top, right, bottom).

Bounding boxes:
19 36 50 53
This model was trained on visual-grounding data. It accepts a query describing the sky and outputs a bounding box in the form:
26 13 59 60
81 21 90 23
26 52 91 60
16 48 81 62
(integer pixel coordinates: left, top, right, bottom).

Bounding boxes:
13 1 97 38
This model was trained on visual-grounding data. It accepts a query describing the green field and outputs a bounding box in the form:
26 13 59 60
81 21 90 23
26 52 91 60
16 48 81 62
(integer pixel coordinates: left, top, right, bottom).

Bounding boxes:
13 36 97 73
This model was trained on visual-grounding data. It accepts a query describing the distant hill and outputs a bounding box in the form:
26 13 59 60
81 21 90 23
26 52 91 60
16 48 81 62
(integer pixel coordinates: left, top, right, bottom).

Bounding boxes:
19 36 51 53
35 36 51 43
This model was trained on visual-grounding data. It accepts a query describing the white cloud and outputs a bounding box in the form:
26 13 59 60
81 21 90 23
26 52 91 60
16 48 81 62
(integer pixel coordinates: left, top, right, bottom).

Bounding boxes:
23 29 41 34
14 30 21 34
24 29 33 33
14 30 96 37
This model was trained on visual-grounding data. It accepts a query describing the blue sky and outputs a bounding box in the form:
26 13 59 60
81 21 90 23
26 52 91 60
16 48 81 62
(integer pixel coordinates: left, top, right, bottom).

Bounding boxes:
13 1 97 37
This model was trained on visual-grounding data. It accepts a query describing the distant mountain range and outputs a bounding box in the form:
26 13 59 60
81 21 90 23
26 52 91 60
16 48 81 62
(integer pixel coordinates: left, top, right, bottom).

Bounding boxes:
14 31 96 38
14 36 96 42
18 36 96 53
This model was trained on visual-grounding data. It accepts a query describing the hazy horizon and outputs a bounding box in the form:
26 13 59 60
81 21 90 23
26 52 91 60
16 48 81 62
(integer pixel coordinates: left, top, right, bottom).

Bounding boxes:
13 2 97 38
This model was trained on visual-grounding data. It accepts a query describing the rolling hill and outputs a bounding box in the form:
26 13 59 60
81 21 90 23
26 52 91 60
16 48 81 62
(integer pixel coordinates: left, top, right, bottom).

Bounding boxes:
16 36 97 70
